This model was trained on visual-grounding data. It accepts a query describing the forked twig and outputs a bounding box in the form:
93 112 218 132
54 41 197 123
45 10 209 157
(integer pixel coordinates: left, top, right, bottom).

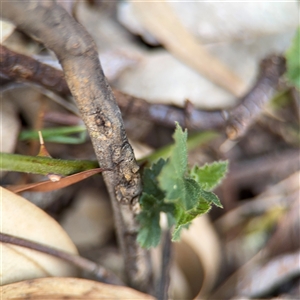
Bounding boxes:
0 44 285 140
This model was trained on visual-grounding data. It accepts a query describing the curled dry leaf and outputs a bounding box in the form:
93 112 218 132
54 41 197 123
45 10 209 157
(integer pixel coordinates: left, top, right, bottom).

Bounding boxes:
172 215 222 299
60 188 114 249
0 187 78 285
1 277 155 299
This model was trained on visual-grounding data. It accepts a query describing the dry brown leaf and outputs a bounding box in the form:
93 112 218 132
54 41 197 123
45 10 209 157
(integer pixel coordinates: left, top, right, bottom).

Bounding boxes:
1 187 78 285
0 20 15 43
117 2 295 109
174 215 222 299
169 262 192 300
60 188 114 249
0 96 20 179
237 250 300 298
130 1 246 97
1 277 155 299
6 168 107 193
0 96 20 154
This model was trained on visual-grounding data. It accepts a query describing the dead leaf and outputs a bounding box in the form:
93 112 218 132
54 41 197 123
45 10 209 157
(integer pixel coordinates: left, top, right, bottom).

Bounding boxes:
0 95 20 154
172 215 222 299
1 277 155 299
0 187 78 285
0 20 15 43
126 1 247 97
237 250 300 298
265 194 300 258
6 168 107 193
116 2 296 110
0 96 20 179
60 188 114 249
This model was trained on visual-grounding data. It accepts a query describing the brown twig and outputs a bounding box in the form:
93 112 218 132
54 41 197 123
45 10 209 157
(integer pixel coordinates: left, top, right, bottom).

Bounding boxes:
0 44 285 140
114 90 226 131
226 55 286 139
0 232 124 286
0 43 70 96
1 1 151 292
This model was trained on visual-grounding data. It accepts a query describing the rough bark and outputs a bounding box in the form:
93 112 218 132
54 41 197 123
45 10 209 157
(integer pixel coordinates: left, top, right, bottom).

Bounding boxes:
1 0 151 291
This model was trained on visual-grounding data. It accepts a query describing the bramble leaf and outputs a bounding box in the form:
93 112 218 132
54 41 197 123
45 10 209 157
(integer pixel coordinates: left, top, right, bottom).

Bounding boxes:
172 223 190 241
137 159 175 248
142 158 166 199
286 27 300 89
137 196 161 249
158 123 199 210
199 189 223 208
172 199 211 241
190 161 228 191
137 192 175 248
138 123 226 248
158 124 187 197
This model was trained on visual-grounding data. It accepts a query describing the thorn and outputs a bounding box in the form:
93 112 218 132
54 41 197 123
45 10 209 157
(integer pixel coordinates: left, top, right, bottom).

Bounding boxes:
37 131 52 157
38 130 44 145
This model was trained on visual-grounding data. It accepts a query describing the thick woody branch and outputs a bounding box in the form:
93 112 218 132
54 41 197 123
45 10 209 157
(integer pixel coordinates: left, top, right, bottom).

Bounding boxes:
1 0 151 291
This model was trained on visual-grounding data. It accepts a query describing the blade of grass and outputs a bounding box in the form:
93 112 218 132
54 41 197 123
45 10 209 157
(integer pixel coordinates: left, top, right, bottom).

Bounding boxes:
0 152 98 176
19 125 87 144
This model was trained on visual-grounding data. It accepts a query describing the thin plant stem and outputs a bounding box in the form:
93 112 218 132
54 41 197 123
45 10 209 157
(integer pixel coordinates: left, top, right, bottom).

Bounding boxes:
0 232 124 285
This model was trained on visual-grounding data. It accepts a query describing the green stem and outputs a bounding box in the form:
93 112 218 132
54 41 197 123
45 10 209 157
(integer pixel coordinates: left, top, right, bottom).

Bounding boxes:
0 152 99 176
19 125 87 144
1 131 218 176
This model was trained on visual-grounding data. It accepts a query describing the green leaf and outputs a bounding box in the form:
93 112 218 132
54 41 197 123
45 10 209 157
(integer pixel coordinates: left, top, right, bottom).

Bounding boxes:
190 161 228 191
172 198 211 241
138 123 226 248
199 189 223 208
157 125 187 199
137 191 175 248
142 158 166 200
158 123 200 210
286 27 300 89
137 203 161 249
178 178 202 210
138 159 176 248
172 223 191 241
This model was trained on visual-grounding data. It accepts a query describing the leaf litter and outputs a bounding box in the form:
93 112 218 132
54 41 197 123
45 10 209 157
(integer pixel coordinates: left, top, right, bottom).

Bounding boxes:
1 1 299 299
